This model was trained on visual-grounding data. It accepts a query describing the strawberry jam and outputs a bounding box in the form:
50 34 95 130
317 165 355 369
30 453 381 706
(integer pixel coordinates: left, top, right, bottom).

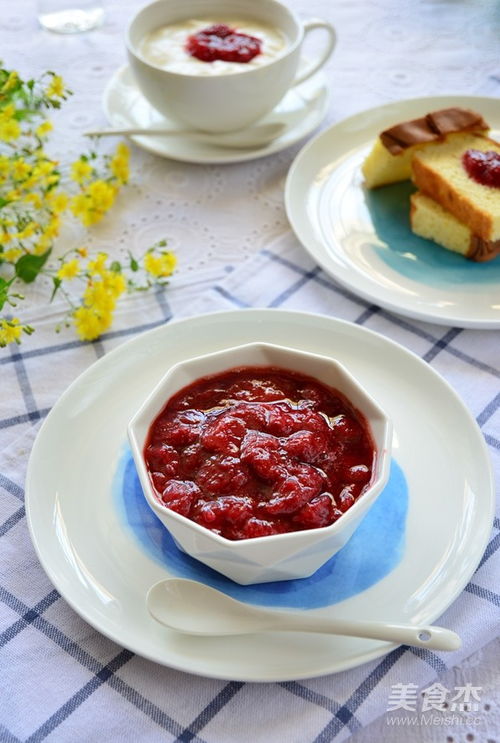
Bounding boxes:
185 24 262 63
462 149 500 188
144 367 376 540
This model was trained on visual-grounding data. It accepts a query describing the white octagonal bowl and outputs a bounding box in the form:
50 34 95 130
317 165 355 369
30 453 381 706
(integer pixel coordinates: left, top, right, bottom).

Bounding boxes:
128 342 392 585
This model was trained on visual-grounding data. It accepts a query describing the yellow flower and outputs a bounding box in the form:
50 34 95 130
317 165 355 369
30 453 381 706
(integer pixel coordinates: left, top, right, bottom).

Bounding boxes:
77 246 88 257
71 159 92 184
45 174 60 188
0 318 23 347
144 251 177 278
24 192 43 209
73 305 112 341
46 190 68 214
36 121 53 138
10 158 30 181
22 175 38 191
33 158 58 184
1 71 18 94
46 74 65 99
57 258 80 280
35 159 56 175
83 280 116 313
87 179 116 211
2 247 22 262
0 154 10 173
0 103 16 122
102 269 126 297
16 222 38 240
33 234 52 254
110 143 130 184
1 232 13 245
22 157 58 191
71 181 117 226
87 252 108 277
40 215 60 240
0 119 21 142
70 192 91 224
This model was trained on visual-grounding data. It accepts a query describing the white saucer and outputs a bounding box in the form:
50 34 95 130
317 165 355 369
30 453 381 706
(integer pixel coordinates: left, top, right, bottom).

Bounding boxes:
285 95 500 329
26 310 494 682
102 65 329 165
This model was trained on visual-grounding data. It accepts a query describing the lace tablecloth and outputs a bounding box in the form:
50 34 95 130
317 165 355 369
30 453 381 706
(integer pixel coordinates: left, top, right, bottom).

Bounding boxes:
1 1 499 741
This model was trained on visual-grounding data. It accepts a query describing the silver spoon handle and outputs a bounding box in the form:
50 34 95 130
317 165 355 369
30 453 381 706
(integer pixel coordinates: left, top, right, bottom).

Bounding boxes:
84 122 285 149
85 127 198 137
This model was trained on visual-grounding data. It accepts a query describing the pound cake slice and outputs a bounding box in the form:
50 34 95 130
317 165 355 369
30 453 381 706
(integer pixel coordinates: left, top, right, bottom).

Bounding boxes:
362 107 488 189
410 191 500 262
411 132 500 241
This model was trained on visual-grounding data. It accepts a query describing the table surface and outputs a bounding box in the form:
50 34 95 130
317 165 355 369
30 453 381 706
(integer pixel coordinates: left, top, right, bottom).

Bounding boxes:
1 1 499 741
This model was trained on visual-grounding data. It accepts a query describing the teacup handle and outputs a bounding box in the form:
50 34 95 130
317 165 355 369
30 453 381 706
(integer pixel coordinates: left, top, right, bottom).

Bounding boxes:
293 18 336 86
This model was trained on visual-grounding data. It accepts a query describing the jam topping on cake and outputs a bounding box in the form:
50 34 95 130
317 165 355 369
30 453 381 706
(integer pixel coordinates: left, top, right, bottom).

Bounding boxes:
462 149 500 188
186 24 262 63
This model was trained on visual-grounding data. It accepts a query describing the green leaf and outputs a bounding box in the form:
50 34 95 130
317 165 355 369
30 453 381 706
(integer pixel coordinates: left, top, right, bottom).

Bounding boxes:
15 249 51 283
110 260 121 273
14 108 37 121
50 276 62 302
0 276 14 311
128 251 139 272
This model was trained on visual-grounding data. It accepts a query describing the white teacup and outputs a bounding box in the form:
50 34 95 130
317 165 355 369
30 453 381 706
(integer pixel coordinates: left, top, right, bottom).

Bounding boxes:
126 0 336 133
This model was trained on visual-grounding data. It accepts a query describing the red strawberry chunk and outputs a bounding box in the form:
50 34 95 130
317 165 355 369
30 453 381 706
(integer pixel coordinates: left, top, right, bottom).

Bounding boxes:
284 429 330 464
192 495 254 530
161 479 201 517
200 413 247 453
261 464 323 516
293 493 342 529
196 455 250 496
240 431 285 481
145 444 179 477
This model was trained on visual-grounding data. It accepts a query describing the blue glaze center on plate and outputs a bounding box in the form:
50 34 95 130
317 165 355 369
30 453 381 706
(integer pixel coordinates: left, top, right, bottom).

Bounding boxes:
365 182 500 284
114 448 408 609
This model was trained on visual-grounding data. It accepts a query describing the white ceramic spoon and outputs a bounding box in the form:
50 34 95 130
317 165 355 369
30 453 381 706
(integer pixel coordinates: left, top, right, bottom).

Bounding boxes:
84 122 286 149
147 579 461 651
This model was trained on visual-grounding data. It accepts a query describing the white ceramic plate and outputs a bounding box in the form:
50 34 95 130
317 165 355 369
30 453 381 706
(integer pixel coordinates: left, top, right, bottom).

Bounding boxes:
103 65 329 165
26 310 494 682
285 95 500 329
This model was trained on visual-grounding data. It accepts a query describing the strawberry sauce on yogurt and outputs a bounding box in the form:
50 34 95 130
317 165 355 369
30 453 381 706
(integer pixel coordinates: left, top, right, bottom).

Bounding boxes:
186 24 262 63
138 19 286 76
144 366 376 540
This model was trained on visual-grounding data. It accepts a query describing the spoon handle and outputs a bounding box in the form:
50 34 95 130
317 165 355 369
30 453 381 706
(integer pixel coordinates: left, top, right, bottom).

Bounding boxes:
281 614 461 651
84 122 285 148
85 127 202 137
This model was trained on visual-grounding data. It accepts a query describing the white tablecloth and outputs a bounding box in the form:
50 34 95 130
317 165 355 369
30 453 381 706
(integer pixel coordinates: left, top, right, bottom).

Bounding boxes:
1 1 499 741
